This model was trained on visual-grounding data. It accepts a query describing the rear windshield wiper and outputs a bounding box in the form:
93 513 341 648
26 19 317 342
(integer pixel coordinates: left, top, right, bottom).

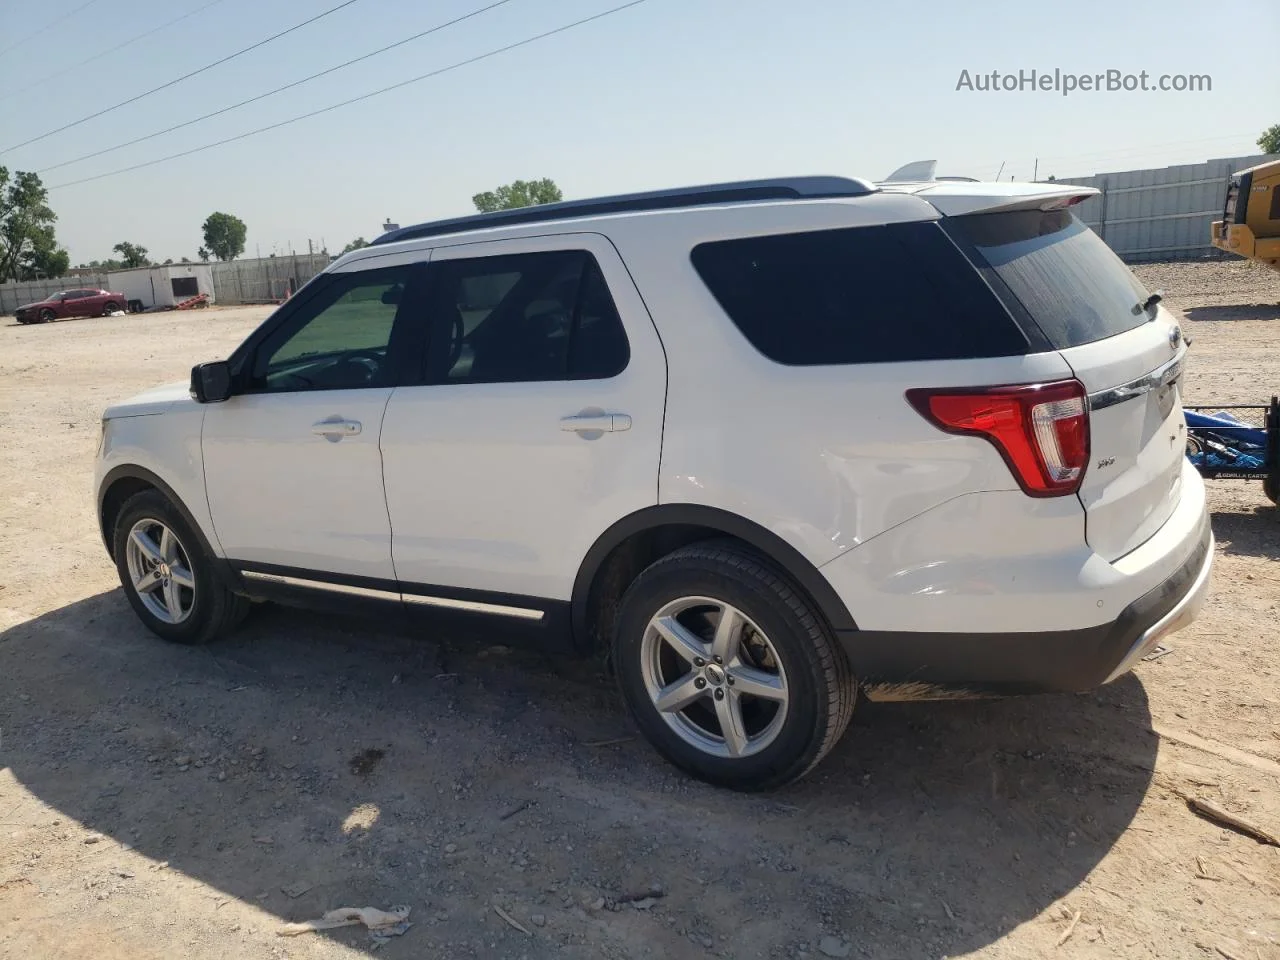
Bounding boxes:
1134 290 1163 316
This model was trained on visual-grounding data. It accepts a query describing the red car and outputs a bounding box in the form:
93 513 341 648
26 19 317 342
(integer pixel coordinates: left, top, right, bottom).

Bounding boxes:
14 288 127 324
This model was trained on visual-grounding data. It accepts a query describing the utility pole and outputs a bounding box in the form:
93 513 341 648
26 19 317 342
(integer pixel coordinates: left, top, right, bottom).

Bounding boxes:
1033 157 1039 181
308 238 313 257
995 160 1006 181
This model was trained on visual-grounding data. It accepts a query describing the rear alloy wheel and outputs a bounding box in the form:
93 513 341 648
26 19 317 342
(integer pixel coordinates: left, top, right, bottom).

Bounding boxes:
614 543 856 790
101 301 120 316
113 489 248 644
38 308 55 322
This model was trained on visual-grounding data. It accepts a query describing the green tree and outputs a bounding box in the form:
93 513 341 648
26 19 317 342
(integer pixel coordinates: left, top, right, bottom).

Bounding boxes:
341 236 369 254
113 241 150 268
472 178 562 213
197 247 211 262
201 212 247 261
0 168 59 282
20 225 70 279
1258 124 1280 155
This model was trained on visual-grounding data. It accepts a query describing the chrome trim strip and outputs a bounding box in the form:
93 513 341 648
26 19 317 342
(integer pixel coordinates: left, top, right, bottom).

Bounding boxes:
1088 348 1185 411
402 592 545 621
240 570 546 621
240 570 400 602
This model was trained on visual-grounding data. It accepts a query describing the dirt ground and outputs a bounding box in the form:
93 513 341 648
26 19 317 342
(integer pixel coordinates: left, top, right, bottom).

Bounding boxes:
1 260 1278 960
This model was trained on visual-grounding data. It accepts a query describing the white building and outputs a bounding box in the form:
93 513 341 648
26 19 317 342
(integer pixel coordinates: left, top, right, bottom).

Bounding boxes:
107 263 215 310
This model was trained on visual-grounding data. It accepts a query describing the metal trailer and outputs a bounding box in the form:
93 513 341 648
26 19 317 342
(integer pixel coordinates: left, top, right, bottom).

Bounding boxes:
1184 397 1280 505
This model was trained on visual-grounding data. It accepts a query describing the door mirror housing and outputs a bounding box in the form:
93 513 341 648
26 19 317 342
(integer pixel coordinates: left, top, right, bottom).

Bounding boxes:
191 361 233 403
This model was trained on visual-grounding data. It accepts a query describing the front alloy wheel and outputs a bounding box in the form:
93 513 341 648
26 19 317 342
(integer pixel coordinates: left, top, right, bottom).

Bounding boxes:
125 518 196 624
113 488 248 644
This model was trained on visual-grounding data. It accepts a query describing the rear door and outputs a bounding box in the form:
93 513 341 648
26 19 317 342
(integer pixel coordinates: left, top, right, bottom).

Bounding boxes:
379 232 666 611
949 209 1186 560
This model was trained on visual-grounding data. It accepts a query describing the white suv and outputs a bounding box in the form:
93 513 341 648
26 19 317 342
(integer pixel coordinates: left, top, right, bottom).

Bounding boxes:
95 172 1212 789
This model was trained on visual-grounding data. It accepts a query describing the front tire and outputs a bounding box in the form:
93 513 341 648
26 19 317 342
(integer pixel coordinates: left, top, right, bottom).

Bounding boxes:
613 543 856 791
38 308 55 323
113 490 247 644
101 301 120 315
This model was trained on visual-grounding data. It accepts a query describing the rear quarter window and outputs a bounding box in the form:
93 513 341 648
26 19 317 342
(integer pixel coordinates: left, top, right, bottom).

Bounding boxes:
690 221 1028 366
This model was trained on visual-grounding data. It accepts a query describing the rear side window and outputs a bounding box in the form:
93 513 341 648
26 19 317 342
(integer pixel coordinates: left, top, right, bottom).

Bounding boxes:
690 221 1027 366
946 210 1151 349
425 250 629 384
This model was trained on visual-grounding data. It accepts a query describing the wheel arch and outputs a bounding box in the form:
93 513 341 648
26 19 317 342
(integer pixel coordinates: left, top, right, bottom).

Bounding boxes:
98 465 219 566
571 504 857 653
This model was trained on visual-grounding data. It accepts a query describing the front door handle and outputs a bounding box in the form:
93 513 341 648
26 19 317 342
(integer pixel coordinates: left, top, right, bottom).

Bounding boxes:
312 417 362 440
560 413 632 434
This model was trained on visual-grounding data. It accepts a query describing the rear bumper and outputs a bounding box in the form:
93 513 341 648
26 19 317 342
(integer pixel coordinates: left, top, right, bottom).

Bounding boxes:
838 517 1212 700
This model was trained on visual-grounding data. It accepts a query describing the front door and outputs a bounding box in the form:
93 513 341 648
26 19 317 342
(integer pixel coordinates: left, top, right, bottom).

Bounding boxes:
379 233 667 624
202 262 428 584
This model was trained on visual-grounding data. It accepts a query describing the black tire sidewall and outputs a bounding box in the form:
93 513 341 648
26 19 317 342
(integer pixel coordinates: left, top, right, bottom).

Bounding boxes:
113 491 221 645
614 557 831 790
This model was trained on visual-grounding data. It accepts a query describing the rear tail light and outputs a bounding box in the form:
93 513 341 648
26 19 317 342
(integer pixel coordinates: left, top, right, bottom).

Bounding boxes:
906 379 1090 497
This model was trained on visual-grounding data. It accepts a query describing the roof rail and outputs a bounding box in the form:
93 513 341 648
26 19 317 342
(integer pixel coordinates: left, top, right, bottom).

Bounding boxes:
371 176 878 246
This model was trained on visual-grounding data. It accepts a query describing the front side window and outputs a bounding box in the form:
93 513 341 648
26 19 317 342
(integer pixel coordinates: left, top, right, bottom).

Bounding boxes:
424 250 629 384
250 267 419 393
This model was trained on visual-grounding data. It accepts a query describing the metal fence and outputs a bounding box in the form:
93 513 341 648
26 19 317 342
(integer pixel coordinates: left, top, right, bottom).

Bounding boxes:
1059 153 1277 262
0 275 110 314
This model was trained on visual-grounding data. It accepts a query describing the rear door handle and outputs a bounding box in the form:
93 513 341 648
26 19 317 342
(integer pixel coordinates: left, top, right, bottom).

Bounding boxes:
560 413 632 434
312 417 362 439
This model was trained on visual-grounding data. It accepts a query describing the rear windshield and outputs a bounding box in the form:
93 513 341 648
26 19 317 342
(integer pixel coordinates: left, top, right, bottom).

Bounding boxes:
947 209 1151 350
690 221 1028 366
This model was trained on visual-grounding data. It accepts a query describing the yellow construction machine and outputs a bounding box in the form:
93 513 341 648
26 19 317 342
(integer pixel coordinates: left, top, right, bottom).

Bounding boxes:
1211 158 1280 271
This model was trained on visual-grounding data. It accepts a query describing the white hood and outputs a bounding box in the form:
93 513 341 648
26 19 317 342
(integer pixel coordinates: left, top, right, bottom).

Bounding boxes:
103 380 193 419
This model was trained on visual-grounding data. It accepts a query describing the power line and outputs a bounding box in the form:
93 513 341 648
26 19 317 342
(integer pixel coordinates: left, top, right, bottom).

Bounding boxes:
49 0 652 190
1 0 366 154
0 0 229 104
39 0 517 174
0 0 106 57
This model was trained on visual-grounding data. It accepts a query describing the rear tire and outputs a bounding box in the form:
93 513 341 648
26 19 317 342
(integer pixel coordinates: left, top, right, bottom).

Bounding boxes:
1265 475 1279 506
113 490 248 645
613 542 856 791
101 301 120 315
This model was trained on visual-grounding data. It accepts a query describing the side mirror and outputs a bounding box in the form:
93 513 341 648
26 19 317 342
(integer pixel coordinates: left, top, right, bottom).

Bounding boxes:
190 361 232 403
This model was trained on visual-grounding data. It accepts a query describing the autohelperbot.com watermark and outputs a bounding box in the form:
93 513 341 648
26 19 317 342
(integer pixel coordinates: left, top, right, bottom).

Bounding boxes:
956 68 1211 96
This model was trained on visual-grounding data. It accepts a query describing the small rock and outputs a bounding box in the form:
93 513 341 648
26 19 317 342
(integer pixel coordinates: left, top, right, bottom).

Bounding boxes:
531 914 546 927
174 755 192 766
83 836 101 845
819 937 851 958
444 843 457 854
146 755 160 763
217 771 227 782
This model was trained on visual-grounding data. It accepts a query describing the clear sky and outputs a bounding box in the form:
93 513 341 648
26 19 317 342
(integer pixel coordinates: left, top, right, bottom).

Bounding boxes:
0 0 1275 264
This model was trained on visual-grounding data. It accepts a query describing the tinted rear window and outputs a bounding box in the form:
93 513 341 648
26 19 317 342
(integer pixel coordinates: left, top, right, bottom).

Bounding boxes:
690 221 1026 366
947 210 1151 349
